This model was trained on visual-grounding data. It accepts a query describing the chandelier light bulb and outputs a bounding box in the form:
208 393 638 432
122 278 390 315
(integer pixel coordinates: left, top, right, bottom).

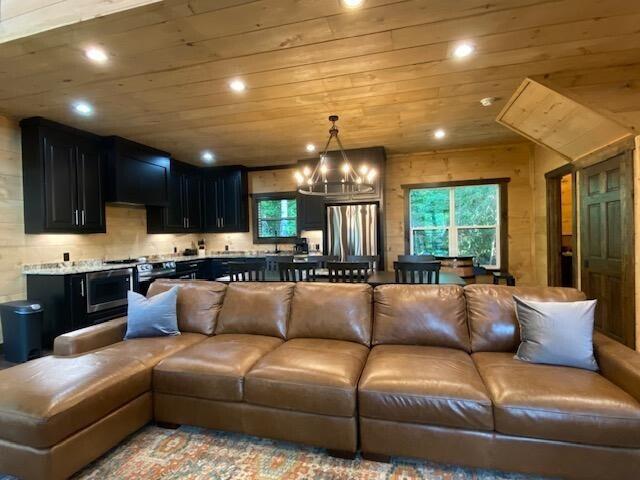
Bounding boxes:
341 163 351 174
356 177 362 184
367 169 377 181
307 178 313 186
359 164 369 175
320 164 328 174
294 171 304 184
303 166 311 177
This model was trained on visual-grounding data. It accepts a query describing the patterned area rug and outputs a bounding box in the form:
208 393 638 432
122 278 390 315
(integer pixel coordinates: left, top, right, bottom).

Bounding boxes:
53 425 546 480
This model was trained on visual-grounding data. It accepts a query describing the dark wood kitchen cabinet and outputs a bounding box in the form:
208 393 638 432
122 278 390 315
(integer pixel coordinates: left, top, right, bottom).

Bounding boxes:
147 160 202 233
203 167 249 233
104 136 171 206
297 194 325 231
20 117 105 234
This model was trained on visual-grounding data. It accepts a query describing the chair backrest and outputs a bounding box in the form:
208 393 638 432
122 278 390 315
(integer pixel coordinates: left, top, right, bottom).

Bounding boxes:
278 261 318 282
265 255 294 272
310 255 339 268
327 261 370 283
229 261 266 281
345 255 379 271
394 261 441 284
398 254 436 262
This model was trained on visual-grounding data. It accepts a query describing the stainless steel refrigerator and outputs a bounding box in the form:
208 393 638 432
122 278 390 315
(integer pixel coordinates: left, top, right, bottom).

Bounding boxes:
326 203 379 260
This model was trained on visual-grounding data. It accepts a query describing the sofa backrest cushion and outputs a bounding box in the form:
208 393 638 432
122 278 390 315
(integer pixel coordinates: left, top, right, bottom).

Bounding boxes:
288 283 372 346
216 282 294 339
465 285 586 352
373 285 470 351
147 279 226 335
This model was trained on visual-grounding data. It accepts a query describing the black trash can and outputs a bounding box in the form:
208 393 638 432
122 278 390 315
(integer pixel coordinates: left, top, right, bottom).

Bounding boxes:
0 301 44 363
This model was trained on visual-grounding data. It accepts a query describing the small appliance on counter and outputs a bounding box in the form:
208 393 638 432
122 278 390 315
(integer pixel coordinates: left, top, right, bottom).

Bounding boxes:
294 237 309 254
197 239 207 257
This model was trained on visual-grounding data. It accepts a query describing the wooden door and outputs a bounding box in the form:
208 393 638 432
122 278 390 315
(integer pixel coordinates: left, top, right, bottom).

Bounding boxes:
203 175 222 232
76 141 105 232
164 171 186 231
580 151 635 348
42 130 78 231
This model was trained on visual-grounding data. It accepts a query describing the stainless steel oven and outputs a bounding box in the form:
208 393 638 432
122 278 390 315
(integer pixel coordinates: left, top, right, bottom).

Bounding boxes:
86 268 134 313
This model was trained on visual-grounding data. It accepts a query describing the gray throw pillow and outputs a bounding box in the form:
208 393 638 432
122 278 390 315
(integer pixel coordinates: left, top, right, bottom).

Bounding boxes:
513 295 598 371
125 286 180 339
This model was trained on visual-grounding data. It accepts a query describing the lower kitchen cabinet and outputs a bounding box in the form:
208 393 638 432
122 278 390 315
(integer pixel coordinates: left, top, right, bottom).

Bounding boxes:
26 274 127 347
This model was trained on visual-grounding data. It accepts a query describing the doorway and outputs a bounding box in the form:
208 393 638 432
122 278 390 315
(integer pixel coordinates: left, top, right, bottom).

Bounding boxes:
580 151 635 348
546 164 576 288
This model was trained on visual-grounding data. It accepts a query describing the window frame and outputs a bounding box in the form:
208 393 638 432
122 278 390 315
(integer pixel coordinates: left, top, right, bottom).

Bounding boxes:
402 178 509 271
252 191 299 244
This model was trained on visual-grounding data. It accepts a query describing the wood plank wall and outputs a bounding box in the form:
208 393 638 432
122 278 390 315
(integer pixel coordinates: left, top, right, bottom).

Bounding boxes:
384 144 537 284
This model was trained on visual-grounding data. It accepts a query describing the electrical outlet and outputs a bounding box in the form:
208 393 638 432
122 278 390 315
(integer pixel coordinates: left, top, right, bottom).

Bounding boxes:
63 252 70 262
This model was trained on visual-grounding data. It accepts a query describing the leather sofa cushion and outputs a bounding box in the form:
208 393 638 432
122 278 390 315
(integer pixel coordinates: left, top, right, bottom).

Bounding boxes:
245 338 369 417
0 350 150 449
100 332 205 367
474 352 640 448
373 285 470 351
465 285 586 352
359 345 493 430
148 280 227 335
288 283 372 346
154 334 283 402
216 282 294 339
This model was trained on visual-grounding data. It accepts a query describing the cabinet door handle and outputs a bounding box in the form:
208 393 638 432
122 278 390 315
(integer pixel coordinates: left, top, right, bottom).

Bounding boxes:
81 210 85 226
74 210 79 226
80 279 85 297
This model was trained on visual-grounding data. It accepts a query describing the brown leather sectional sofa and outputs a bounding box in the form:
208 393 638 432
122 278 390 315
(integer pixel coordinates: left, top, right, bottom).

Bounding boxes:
1 280 639 480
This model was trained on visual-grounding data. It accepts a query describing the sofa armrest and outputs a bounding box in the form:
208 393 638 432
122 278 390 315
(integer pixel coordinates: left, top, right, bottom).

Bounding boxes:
594 331 640 402
53 317 127 356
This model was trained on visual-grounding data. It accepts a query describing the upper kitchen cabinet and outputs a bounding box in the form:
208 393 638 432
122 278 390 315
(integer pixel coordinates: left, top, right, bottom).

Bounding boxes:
20 117 106 234
203 167 249 233
147 160 202 233
103 136 170 206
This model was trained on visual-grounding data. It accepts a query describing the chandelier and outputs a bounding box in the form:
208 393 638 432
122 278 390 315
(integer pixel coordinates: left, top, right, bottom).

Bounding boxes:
295 115 377 196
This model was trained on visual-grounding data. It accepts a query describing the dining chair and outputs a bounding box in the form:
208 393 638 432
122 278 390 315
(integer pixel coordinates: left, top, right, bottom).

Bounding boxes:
228 261 266 281
327 261 370 283
345 255 379 271
278 261 318 282
393 261 441 284
310 255 339 268
265 255 294 272
398 254 436 262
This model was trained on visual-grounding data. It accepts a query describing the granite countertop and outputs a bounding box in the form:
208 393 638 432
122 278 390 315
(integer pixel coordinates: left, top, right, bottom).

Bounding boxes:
22 251 321 275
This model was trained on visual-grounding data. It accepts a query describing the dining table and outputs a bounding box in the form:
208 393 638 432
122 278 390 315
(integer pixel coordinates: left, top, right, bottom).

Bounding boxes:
215 269 466 286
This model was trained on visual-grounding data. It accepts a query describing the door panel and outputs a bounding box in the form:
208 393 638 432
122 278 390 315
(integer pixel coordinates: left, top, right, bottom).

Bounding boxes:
76 143 105 232
164 172 186 230
43 133 77 230
580 151 635 348
185 173 202 231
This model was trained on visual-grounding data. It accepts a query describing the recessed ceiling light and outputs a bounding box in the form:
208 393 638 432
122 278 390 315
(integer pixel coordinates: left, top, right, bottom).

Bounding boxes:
84 46 108 64
229 79 246 92
452 42 475 59
480 96 497 107
73 101 93 116
201 151 215 162
434 129 446 139
305 143 316 152
342 0 365 8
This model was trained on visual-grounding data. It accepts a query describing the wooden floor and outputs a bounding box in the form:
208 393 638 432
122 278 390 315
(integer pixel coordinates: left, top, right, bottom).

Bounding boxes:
0 356 17 370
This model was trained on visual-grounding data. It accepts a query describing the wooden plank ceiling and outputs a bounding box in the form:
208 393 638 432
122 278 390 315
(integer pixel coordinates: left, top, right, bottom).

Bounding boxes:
0 0 639 166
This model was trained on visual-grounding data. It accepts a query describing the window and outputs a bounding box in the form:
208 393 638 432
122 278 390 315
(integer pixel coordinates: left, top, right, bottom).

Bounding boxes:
253 192 298 243
407 181 506 268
